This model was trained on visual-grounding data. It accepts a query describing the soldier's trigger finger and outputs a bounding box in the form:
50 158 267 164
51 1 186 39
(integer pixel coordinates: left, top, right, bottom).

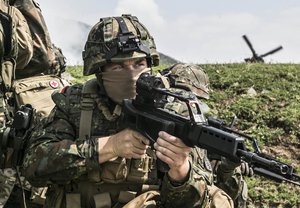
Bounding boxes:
241 162 246 174
241 162 254 177
132 130 150 145
249 167 254 177
245 164 249 176
132 138 148 150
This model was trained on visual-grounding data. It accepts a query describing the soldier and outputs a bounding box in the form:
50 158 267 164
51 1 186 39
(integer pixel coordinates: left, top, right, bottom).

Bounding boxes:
0 0 33 207
0 0 69 207
22 14 234 208
163 63 253 208
161 63 211 115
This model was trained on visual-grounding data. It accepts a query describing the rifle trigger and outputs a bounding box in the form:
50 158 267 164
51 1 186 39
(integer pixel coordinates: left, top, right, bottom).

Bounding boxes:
142 131 156 144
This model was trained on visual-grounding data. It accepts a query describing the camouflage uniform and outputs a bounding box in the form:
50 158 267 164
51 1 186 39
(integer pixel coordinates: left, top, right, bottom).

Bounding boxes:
12 0 63 78
22 15 234 208
164 93 248 207
0 169 15 207
0 0 32 206
163 63 249 208
214 159 248 208
0 0 68 207
22 80 219 208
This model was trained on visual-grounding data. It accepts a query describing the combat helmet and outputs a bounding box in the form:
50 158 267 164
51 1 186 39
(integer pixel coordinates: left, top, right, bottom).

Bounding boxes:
164 63 210 99
82 14 160 76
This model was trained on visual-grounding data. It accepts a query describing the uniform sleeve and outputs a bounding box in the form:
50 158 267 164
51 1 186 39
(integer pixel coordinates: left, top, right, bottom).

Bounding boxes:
160 148 212 207
214 157 247 205
21 106 99 187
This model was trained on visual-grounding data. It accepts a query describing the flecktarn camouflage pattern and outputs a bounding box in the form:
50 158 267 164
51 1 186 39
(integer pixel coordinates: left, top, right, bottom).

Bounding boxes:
22 81 232 207
21 14 235 208
0 0 69 207
13 0 65 78
82 14 159 76
164 63 210 99
0 169 15 207
163 67 249 208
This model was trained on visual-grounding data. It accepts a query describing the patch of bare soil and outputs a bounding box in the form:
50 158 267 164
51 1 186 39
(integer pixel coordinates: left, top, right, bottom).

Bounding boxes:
265 142 300 167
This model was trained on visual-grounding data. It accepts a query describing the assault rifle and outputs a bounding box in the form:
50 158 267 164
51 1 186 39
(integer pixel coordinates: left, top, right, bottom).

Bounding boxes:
121 73 300 186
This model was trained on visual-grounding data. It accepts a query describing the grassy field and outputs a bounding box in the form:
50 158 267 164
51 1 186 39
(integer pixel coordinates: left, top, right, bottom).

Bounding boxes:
66 63 300 207
200 63 300 208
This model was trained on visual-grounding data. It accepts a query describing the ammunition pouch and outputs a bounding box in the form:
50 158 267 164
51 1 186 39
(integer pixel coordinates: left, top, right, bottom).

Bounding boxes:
63 181 160 208
98 157 129 183
58 149 158 207
87 148 157 184
13 74 68 120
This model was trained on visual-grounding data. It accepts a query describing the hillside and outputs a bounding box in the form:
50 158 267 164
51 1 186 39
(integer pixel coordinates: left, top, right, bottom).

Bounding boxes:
158 52 180 65
200 63 300 207
66 63 300 207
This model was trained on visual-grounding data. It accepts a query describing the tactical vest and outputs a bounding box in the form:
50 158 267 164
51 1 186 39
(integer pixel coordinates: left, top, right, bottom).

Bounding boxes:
0 2 66 206
50 79 159 208
0 0 66 119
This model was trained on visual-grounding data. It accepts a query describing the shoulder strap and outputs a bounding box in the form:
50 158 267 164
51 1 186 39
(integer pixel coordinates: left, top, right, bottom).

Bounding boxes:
0 3 17 91
79 78 99 139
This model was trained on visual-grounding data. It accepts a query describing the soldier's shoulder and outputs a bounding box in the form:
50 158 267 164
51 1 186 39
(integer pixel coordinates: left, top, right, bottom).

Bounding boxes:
51 83 83 110
51 79 101 116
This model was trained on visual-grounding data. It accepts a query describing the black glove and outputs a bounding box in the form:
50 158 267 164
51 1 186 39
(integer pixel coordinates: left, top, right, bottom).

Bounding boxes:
218 157 240 173
240 161 254 177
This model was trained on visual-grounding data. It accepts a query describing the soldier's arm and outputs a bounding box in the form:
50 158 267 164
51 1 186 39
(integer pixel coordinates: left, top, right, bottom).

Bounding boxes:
22 107 150 187
21 107 100 187
160 148 212 207
214 157 246 203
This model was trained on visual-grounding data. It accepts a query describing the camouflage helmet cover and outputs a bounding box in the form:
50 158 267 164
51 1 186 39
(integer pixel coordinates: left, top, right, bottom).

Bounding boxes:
167 63 210 99
82 14 160 76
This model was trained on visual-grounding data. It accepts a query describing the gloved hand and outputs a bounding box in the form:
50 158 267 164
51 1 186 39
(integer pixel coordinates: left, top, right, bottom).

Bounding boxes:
218 157 240 173
219 157 254 177
240 161 254 177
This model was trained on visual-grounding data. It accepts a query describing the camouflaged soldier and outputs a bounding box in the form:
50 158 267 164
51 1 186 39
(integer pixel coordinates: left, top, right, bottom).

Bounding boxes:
22 14 234 208
0 0 33 207
0 0 68 124
161 63 211 115
1 0 68 207
163 63 251 208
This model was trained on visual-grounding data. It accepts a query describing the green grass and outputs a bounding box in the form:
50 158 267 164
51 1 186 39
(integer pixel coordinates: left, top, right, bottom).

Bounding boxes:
67 63 300 207
201 63 300 207
65 64 168 84
65 65 93 83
